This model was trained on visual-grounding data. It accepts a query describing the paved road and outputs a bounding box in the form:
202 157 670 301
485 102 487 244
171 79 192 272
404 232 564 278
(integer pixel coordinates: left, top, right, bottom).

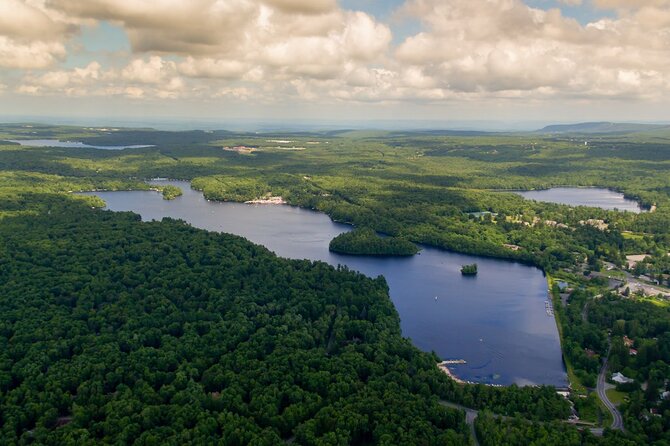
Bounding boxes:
440 402 481 446
439 400 605 443
597 357 625 430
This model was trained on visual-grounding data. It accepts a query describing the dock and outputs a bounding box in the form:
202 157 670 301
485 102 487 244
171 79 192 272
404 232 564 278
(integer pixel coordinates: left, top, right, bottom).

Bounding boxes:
545 300 555 317
440 359 467 365
437 360 504 387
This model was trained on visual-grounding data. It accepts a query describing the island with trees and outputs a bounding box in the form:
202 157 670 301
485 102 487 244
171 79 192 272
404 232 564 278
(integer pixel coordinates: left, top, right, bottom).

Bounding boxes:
160 184 183 200
329 227 419 256
461 263 478 275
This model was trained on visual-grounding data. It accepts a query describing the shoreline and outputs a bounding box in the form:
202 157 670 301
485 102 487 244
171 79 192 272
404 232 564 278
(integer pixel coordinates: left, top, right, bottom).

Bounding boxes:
437 361 504 387
437 362 467 384
244 196 287 205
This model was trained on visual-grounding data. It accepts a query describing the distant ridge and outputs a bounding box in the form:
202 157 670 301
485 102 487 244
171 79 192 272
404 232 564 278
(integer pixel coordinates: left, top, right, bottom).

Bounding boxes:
536 121 666 134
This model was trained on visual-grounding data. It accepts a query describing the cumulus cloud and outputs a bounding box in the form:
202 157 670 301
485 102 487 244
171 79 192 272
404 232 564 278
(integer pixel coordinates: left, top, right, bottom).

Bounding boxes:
178 57 251 80
262 0 337 14
5 0 670 106
34 0 391 86
47 0 260 55
391 0 670 100
593 0 670 9
0 0 75 68
0 37 67 69
18 58 186 99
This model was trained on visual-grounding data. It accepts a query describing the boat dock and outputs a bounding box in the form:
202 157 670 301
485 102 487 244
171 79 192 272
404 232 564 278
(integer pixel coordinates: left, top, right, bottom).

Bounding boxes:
545 300 554 317
437 360 504 387
440 359 467 365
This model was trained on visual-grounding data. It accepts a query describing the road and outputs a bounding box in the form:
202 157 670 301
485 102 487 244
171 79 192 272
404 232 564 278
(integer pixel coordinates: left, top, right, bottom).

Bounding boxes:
439 400 605 444
597 356 625 430
440 402 481 446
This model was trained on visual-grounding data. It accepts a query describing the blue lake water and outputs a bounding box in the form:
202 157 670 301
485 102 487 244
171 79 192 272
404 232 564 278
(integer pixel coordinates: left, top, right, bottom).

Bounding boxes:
7 139 153 150
515 187 643 213
83 181 568 387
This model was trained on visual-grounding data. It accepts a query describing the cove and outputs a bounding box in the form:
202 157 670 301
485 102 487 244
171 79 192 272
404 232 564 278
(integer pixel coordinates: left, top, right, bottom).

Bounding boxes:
7 139 153 150
515 187 644 213
83 180 568 387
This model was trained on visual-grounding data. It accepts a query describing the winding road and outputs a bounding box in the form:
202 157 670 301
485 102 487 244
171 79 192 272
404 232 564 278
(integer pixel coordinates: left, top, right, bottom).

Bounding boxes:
440 402 481 446
439 400 606 444
597 357 625 431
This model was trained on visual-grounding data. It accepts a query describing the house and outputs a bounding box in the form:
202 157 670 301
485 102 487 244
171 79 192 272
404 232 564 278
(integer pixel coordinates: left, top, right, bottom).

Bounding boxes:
629 348 638 356
468 211 498 219
556 280 570 291
612 372 633 384
623 336 634 347
580 219 609 231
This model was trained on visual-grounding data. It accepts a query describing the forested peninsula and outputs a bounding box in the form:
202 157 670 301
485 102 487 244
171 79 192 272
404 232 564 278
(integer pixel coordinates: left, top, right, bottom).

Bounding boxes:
0 195 574 445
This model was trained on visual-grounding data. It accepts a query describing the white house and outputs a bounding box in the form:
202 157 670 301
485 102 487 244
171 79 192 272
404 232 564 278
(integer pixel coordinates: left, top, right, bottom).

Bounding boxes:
612 372 633 384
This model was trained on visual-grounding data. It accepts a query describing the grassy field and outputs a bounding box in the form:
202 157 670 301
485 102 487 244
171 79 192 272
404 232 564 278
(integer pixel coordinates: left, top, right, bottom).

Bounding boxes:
606 388 628 406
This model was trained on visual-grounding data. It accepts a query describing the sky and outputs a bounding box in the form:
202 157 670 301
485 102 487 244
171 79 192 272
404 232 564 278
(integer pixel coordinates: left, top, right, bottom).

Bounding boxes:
2 0 670 128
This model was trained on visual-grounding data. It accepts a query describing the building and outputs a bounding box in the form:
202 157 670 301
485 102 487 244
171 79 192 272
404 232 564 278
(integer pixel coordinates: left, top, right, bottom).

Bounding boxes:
623 336 634 347
612 372 633 384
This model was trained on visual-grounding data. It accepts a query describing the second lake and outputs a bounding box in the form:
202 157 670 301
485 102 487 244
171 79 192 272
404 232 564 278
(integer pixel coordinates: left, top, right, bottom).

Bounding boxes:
515 187 644 213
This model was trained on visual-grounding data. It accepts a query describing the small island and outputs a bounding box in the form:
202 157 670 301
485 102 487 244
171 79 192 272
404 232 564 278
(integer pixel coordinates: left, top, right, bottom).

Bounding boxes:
161 185 183 200
329 228 419 256
461 263 478 275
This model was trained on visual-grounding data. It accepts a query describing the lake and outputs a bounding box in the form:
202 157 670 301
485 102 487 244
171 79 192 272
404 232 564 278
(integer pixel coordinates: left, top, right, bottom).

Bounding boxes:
7 139 153 150
515 187 643 213
83 181 568 387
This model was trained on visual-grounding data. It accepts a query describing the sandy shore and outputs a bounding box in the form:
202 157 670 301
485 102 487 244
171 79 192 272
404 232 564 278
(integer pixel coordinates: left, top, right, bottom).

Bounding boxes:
437 362 467 384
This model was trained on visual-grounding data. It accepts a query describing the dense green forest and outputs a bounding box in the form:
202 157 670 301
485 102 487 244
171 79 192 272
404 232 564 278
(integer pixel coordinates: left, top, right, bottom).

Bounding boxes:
0 197 471 445
328 228 419 256
550 274 670 444
3 123 669 272
0 194 576 444
1 123 670 443
474 413 638 446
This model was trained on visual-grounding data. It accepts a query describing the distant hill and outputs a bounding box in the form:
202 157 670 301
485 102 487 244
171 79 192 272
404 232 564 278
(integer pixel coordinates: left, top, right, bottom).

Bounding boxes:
536 122 667 135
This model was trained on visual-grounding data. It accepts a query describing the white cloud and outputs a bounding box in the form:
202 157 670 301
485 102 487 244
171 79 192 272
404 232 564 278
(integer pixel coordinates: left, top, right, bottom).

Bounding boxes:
0 37 66 69
0 0 74 69
18 58 186 99
593 0 670 9
262 0 337 14
391 0 670 100
5 0 670 108
121 56 175 84
178 57 250 79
